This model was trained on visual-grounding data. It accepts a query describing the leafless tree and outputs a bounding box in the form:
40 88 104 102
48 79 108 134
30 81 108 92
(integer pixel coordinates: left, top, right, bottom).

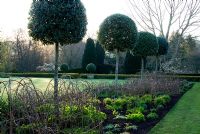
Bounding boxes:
60 41 85 69
12 29 52 72
128 0 200 58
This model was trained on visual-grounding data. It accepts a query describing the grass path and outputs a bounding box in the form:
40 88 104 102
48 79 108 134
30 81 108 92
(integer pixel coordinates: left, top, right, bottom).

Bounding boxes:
150 83 200 134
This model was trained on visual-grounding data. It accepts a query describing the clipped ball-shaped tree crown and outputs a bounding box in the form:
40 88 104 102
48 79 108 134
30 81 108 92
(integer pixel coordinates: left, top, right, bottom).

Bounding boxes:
98 14 138 52
133 32 158 57
60 64 68 72
86 63 96 73
157 37 169 55
28 0 87 44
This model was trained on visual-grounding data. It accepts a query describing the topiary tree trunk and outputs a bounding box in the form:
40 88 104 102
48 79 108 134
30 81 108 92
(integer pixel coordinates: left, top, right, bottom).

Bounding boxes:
54 43 59 118
141 57 145 79
115 49 119 88
155 55 159 72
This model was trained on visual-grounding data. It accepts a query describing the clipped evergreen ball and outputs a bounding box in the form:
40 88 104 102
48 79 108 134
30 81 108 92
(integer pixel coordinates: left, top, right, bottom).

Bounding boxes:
98 14 138 52
157 37 169 55
86 63 96 73
133 32 158 57
60 64 68 72
28 0 87 45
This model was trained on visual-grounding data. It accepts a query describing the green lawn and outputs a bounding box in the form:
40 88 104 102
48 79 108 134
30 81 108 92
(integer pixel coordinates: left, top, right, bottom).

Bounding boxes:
150 83 200 134
0 77 125 91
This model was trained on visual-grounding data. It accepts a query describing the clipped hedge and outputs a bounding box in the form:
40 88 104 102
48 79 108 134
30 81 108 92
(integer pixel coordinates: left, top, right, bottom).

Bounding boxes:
3 73 200 81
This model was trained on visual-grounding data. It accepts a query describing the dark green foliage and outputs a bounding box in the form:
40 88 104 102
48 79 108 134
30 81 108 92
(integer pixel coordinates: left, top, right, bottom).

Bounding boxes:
96 41 105 65
124 51 147 74
147 112 159 120
60 64 68 72
82 38 97 69
133 32 158 57
98 14 138 52
86 63 96 73
157 37 169 55
28 0 87 44
96 64 115 74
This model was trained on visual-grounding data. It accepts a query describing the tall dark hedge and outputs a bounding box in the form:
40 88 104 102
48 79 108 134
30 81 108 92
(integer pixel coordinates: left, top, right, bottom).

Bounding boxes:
28 0 87 44
98 14 138 52
157 37 169 55
82 38 96 69
96 41 105 65
124 51 146 74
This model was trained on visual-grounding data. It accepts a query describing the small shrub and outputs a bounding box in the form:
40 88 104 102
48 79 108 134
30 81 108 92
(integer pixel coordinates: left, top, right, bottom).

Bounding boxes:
154 95 171 106
127 107 145 114
103 98 113 105
141 94 153 105
86 63 96 73
16 123 41 134
126 96 139 108
60 64 69 72
125 124 138 131
147 112 159 120
156 104 164 111
126 112 145 122
113 98 127 110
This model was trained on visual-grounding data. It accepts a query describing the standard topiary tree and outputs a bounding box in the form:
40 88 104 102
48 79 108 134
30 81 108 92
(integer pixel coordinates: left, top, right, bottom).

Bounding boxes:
156 37 169 71
82 38 96 69
86 63 96 73
28 0 87 117
132 32 158 78
98 14 138 85
60 64 69 73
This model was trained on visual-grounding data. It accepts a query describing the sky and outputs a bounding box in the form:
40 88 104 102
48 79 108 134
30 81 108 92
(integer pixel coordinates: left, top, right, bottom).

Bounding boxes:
0 0 130 40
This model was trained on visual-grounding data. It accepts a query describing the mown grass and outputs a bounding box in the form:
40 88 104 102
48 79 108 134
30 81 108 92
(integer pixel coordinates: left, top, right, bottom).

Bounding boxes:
0 77 125 90
150 83 200 134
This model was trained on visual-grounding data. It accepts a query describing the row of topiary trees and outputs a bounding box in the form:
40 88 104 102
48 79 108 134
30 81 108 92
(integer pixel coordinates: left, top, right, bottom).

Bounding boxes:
28 0 168 118
98 14 168 82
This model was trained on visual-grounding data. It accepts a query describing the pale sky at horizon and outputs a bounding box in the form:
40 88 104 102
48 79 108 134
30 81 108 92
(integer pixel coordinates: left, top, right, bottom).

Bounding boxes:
0 0 131 40
0 0 199 41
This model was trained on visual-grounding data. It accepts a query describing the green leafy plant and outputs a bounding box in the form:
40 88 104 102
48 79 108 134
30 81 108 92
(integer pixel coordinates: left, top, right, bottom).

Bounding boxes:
154 95 171 106
113 98 127 110
147 112 159 120
141 94 153 105
126 112 145 122
156 104 164 111
103 98 113 105
125 124 138 131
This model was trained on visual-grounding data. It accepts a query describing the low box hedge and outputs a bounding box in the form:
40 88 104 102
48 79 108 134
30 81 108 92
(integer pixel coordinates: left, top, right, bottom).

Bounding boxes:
3 73 200 81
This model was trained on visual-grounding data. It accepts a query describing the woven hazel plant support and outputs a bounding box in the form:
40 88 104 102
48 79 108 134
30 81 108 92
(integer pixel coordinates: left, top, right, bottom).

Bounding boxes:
0 77 102 134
